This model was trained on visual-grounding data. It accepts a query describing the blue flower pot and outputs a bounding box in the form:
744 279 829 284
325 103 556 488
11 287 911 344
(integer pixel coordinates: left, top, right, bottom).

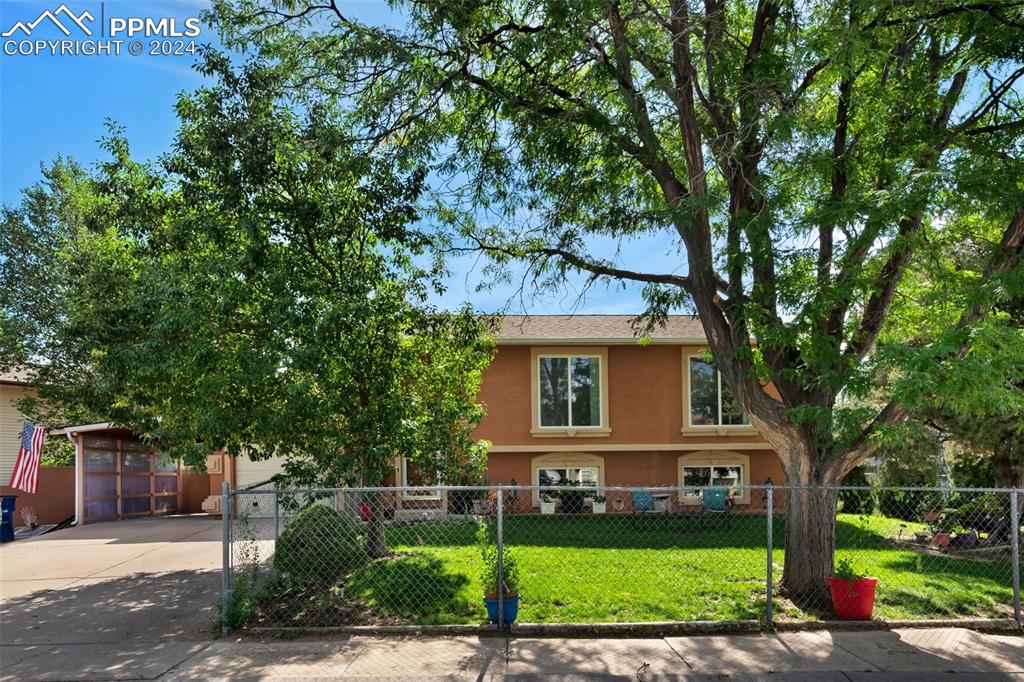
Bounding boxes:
483 594 520 625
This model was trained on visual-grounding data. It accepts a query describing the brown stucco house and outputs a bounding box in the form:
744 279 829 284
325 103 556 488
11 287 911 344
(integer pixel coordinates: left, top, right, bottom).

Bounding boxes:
390 314 783 513
211 314 783 516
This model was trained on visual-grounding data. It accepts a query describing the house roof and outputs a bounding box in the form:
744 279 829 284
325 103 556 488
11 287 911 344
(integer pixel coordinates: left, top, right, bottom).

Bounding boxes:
495 315 705 344
48 422 115 437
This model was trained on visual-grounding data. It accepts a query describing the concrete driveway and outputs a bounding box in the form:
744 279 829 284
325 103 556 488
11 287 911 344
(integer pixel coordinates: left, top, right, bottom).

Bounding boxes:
0 516 221 680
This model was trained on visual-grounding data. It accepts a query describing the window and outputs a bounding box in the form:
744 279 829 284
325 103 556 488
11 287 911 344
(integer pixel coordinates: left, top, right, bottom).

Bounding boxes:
537 466 599 488
677 452 750 505
401 457 441 500
531 452 605 506
538 355 602 427
688 356 748 427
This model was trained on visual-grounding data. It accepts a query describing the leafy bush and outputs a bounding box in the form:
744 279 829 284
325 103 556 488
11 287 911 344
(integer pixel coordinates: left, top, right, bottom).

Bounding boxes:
838 466 874 514
274 505 367 583
876 489 945 522
218 575 257 630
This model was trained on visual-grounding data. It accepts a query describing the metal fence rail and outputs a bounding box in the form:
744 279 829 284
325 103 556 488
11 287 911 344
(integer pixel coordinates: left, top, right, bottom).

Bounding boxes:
220 484 1022 634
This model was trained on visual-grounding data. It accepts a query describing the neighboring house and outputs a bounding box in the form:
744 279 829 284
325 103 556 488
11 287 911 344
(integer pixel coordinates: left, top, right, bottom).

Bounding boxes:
1 369 78 526
216 314 783 515
0 368 35 483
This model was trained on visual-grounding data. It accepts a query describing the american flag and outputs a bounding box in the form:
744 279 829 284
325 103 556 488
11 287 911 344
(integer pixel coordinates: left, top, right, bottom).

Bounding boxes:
9 422 46 494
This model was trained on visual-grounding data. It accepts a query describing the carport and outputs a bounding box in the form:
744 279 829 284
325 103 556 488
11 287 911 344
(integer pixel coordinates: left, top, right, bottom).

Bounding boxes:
52 423 183 524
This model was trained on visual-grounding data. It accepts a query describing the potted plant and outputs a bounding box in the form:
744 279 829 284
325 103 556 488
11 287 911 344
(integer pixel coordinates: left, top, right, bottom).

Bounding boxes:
556 485 587 514
591 494 606 514
479 523 520 626
827 557 878 621
952 529 978 548
539 495 556 515
931 514 956 547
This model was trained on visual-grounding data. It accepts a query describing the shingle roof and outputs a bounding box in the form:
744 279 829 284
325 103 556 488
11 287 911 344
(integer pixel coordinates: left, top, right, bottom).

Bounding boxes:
495 315 705 343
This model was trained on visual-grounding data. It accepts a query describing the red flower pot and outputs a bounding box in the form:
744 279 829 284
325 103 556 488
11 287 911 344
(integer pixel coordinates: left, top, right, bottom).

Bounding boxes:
827 577 878 620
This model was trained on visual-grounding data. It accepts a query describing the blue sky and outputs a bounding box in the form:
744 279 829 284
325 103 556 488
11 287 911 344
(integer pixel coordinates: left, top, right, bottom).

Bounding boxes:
0 0 674 315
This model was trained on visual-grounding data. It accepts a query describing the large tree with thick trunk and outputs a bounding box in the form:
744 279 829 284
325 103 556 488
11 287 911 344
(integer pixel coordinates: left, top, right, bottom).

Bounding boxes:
208 0 1024 601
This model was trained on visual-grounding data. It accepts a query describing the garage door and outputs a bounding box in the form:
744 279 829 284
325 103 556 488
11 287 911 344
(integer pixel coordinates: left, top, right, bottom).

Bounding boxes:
81 436 181 523
234 452 287 490
234 452 287 518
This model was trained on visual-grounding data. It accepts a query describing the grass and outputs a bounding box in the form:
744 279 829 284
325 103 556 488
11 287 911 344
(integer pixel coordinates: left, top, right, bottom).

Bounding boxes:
260 512 1017 626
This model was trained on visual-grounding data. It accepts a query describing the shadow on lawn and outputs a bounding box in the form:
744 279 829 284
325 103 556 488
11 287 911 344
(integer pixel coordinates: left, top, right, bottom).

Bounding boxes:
345 552 476 622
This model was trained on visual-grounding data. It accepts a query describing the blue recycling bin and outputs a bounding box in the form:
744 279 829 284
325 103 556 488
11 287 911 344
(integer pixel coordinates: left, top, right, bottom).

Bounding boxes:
0 495 17 543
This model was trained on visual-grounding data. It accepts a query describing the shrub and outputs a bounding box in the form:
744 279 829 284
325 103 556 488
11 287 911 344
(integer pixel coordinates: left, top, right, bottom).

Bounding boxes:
838 466 874 514
218 575 257 630
876 489 945 522
274 505 367 583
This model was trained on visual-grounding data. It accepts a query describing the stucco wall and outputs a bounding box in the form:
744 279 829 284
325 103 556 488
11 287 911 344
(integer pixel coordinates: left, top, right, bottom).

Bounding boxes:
0 383 36 482
484 449 784 510
0 466 75 527
474 344 772 447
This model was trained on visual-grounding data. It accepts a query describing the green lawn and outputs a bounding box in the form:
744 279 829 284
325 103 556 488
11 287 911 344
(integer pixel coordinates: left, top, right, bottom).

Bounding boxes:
266 512 1016 626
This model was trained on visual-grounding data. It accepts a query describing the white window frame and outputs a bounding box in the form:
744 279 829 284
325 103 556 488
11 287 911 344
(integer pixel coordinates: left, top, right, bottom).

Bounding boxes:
536 466 600 489
400 456 442 500
537 353 603 429
685 355 750 429
677 452 750 505
530 452 605 506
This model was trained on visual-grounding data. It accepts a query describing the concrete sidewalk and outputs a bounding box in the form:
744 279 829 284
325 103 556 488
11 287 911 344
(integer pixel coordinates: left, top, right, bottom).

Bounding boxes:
5 627 1020 680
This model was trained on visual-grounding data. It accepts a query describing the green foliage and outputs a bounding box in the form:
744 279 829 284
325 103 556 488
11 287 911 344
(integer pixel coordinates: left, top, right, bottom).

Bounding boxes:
0 63 495 499
219 575 257 630
838 466 874 515
832 557 862 581
477 518 520 595
876 489 945 523
41 437 75 467
273 505 368 584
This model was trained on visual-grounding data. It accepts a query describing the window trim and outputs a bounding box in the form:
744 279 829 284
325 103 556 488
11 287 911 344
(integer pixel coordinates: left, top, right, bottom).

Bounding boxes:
530 452 605 506
681 349 756 435
677 451 750 505
399 456 442 500
531 346 611 437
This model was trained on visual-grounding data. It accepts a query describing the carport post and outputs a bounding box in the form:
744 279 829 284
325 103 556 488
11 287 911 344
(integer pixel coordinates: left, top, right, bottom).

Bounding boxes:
1011 489 1021 628
221 480 231 636
765 484 774 630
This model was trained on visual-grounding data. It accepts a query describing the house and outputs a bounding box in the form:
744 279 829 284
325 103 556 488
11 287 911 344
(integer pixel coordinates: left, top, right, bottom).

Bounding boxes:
217 314 783 515
1 369 76 526
399 315 781 512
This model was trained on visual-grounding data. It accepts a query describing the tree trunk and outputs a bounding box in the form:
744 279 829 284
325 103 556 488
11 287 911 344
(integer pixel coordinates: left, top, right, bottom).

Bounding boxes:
366 491 389 559
779 458 843 609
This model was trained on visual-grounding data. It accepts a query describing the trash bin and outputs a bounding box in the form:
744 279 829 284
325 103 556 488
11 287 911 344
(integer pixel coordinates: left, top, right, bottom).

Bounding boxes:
0 495 17 543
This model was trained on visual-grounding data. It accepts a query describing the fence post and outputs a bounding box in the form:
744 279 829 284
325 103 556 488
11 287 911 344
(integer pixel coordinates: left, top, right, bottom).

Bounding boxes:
765 484 774 630
496 485 505 632
221 479 231 636
273 487 280 540
1011 489 1021 629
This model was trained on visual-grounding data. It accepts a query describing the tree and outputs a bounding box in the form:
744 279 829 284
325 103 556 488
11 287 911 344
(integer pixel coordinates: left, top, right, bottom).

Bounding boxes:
0 58 496 557
209 0 1024 601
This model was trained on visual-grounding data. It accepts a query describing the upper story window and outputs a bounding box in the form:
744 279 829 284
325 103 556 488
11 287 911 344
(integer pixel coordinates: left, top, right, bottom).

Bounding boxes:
538 355 602 427
688 356 748 427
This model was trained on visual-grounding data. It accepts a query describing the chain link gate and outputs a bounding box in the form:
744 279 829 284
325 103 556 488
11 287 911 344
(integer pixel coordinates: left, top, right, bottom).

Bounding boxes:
220 483 1022 635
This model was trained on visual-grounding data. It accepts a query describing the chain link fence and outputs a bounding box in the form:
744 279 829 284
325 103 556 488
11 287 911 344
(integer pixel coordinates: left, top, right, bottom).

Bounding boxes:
220 483 1022 634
